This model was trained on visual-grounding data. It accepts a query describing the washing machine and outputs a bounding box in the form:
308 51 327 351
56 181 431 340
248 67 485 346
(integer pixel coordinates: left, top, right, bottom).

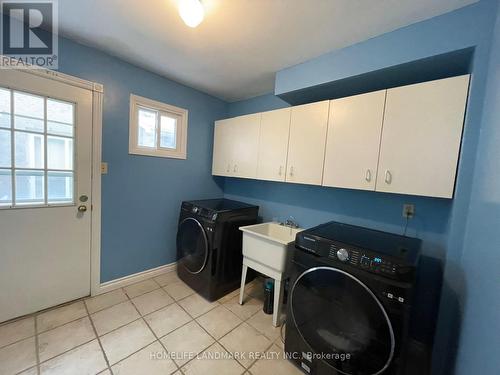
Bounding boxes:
176 198 258 301
285 221 421 375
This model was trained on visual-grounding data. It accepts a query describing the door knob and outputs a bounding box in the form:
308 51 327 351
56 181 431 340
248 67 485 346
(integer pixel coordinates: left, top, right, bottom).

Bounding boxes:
78 205 87 213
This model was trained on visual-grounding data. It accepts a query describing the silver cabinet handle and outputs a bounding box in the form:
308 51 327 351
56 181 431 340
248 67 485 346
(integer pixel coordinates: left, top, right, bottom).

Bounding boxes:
289 166 294 177
385 170 392 184
279 166 283 176
365 169 372 182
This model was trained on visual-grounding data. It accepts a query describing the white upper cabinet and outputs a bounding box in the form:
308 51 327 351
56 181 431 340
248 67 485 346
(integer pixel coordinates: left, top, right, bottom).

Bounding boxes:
376 75 470 198
286 101 330 185
212 113 261 178
323 90 386 191
212 118 233 176
212 75 469 198
231 113 261 178
257 108 291 182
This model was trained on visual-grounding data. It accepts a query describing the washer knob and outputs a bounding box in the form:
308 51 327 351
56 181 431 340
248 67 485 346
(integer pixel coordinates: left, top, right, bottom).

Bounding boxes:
337 248 349 262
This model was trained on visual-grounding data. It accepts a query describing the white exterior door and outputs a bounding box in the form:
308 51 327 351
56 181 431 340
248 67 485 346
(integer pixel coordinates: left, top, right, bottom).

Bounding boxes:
323 90 386 190
0 70 94 322
257 108 291 182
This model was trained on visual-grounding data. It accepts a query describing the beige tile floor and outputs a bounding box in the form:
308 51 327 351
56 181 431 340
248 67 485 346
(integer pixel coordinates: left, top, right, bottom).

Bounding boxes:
0 273 302 375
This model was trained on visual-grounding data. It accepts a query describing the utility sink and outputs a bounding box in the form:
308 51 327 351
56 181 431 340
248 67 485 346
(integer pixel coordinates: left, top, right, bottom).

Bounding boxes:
239 222 302 276
239 222 302 327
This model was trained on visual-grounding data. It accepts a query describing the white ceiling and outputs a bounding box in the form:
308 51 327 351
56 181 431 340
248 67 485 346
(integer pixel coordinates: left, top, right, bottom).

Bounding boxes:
58 0 476 102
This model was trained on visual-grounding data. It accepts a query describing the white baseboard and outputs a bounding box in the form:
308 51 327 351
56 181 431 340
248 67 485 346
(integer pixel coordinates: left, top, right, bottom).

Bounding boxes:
94 262 177 296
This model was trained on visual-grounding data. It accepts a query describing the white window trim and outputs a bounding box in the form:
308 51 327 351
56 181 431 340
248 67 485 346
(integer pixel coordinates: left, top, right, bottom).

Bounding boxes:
129 94 188 159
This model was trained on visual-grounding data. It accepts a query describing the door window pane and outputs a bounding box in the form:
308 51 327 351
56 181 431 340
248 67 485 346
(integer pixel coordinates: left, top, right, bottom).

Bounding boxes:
47 136 73 170
0 114 10 129
0 169 12 206
0 113 11 129
0 129 11 167
15 170 44 205
0 89 10 129
48 171 73 203
14 115 44 133
47 99 73 124
0 88 10 114
160 115 177 149
137 108 157 148
48 122 73 137
14 92 44 119
15 132 44 169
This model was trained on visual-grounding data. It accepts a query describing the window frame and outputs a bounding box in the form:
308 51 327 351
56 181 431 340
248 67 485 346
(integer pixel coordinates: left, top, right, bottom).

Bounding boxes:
128 94 188 159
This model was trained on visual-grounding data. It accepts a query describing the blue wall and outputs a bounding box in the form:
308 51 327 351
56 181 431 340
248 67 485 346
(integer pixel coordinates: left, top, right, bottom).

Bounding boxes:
36 1 498 372
224 179 451 258
227 93 289 118
454 3 500 374
55 37 226 282
274 1 494 96
224 1 499 374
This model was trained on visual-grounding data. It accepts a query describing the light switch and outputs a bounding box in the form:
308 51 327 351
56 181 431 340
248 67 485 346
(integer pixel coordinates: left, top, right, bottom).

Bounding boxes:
101 162 108 174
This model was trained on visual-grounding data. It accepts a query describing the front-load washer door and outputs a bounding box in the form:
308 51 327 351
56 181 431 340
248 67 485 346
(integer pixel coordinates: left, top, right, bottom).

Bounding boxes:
290 266 395 375
176 217 209 274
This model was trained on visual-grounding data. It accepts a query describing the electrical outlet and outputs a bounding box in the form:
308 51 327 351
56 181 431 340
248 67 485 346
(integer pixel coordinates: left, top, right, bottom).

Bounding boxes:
101 162 108 175
403 204 415 219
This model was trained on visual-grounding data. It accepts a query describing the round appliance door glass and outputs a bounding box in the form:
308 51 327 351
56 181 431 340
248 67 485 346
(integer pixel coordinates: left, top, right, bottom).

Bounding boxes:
176 217 209 274
290 266 394 375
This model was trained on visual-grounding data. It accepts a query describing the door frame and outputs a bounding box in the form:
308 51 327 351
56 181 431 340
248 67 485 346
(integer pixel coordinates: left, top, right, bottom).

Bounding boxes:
3 61 104 297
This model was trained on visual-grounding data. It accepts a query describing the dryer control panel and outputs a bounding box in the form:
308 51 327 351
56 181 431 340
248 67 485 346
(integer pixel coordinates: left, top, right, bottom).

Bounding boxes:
295 230 417 283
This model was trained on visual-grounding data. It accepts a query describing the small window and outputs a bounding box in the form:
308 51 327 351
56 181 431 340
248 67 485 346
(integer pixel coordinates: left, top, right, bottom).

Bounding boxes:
129 94 188 159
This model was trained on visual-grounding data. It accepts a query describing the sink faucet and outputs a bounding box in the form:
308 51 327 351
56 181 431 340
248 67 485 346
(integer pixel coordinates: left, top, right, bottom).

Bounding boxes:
284 216 299 229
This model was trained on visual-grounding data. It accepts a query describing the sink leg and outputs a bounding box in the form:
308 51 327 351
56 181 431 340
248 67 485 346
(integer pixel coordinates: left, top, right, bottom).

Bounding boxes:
239 264 248 305
273 279 284 327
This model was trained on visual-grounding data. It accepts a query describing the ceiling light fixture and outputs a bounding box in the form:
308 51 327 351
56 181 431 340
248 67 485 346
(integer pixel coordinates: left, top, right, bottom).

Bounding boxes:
178 0 205 28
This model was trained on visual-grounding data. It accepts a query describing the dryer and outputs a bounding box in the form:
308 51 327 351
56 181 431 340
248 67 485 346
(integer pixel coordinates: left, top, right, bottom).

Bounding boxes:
286 221 421 375
176 199 258 301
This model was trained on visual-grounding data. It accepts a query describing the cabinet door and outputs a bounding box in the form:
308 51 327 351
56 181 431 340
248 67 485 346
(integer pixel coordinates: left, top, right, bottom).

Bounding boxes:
286 101 330 185
257 108 291 182
323 90 386 190
212 118 233 176
376 75 469 198
231 113 261 178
